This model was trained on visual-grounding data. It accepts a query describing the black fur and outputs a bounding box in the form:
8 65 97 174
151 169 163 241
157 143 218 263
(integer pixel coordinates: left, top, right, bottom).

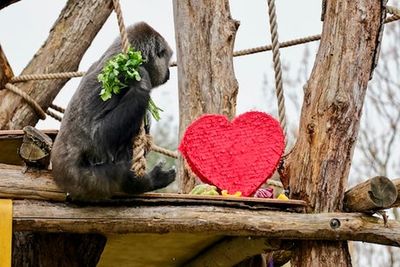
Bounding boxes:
51 22 175 200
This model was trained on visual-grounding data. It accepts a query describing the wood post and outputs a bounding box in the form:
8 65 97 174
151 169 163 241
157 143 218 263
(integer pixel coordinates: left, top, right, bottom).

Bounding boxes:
172 0 240 193
344 176 397 212
280 0 385 265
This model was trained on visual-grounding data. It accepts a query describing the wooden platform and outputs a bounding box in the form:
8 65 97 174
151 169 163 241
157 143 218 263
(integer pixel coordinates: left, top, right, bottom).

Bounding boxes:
0 129 306 266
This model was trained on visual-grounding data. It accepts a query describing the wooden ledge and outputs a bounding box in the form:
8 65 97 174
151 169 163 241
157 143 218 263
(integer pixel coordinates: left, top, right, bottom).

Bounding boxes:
11 199 400 247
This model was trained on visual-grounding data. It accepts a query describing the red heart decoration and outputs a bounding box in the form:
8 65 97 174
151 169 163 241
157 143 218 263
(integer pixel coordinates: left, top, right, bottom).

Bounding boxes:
179 111 285 196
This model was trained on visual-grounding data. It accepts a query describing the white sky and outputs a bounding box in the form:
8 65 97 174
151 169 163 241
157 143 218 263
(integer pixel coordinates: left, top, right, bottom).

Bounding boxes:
0 0 322 129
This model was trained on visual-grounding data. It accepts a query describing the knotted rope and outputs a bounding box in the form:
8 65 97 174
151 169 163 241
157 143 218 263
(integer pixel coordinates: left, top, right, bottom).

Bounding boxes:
111 0 150 175
266 0 287 146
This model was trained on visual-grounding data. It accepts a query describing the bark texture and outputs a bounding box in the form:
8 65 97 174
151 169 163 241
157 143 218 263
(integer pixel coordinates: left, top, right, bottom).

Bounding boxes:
392 178 400 208
173 0 240 193
0 45 14 89
344 176 397 212
280 0 385 266
0 0 113 129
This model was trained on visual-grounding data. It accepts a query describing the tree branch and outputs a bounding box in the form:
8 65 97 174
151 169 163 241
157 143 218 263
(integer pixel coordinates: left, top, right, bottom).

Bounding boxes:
0 0 113 129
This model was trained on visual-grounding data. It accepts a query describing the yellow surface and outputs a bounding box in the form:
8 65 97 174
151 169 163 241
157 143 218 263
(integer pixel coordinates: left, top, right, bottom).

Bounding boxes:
98 233 222 267
0 199 12 267
277 193 289 200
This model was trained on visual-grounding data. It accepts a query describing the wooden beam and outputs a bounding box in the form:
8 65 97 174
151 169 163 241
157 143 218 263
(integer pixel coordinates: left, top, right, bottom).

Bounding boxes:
0 163 306 210
344 176 398 212
0 45 14 89
11 200 400 247
0 0 113 129
185 238 281 267
391 178 400 208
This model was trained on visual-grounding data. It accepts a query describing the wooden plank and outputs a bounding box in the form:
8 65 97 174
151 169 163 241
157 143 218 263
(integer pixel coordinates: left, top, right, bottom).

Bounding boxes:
0 163 306 210
12 200 400 247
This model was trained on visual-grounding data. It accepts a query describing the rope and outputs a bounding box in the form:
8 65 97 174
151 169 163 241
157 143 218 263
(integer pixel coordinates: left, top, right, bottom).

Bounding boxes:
151 144 179 159
234 34 321 58
111 0 149 175
46 109 62 121
266 0 287 144
112 0 130 54
11 71 84 82
131 128 152 176
4 83 46 120
49 103 65 114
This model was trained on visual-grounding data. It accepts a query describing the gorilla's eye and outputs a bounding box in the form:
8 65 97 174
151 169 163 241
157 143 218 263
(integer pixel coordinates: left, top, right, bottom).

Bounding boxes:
157 49 167 58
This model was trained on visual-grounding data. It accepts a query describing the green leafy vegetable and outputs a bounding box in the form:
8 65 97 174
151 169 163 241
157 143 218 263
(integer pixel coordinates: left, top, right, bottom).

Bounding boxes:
98 47 144 101
148 98 164 121
97 47 164 121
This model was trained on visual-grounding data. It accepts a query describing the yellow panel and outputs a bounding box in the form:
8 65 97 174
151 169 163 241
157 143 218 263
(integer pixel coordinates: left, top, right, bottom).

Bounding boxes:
0 199 12 267
98 233 222 267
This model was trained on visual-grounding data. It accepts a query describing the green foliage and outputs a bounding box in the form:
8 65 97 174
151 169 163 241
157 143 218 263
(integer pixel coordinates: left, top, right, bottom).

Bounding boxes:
97 47 163 120
98 47 143 101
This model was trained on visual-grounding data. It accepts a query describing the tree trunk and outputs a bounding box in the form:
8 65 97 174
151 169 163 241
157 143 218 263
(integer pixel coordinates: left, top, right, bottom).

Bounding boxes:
280 0 385 266
173 0 240 193
0 0 113 129
2 0 114 266
0 45 14 89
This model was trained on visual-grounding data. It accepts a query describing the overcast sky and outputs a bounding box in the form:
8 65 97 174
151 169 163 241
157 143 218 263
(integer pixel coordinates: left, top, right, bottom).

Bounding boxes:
0 0 322 129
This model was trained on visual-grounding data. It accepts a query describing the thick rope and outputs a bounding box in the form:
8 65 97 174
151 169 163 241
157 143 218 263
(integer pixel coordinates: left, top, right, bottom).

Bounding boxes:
4 83 46 120
151 144 179 159
11 71 84 82
131 127 152 176
112 0 130 54
49 103 65 114
111 0 149 175
234 35 321 57
46 109 62 121
266 0 287 145
7 15 398 84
